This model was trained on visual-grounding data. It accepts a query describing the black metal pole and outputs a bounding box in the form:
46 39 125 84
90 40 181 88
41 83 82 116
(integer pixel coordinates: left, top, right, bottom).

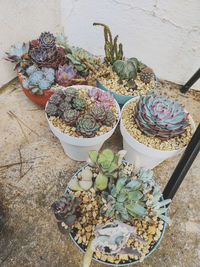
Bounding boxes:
180 68 200 93
163 123 200 200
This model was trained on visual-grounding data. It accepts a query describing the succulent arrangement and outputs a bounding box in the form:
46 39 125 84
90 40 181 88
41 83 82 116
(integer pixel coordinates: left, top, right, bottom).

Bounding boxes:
5 32 98 96
91 23 156 99
135 94 190 140
51 149 171 266
22 65 55 94
46 86 117 138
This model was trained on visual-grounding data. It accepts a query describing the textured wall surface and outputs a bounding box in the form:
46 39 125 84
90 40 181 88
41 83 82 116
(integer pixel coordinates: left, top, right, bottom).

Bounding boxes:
1 0 200 90
0 0 62 87
61 0 200 90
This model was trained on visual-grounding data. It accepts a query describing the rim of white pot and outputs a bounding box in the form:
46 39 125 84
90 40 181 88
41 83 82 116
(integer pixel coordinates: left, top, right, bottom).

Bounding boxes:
66 162 166 266
45 85 121 146
120 96 196 155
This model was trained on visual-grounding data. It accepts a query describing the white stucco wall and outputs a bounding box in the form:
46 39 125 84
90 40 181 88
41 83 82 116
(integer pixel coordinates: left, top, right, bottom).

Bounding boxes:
0 0 62 87
61 0 200 90
1 0 200 90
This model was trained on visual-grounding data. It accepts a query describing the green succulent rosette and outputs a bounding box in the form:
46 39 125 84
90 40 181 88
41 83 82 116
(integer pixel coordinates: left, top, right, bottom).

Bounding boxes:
135 94 189 140
76 114 100 137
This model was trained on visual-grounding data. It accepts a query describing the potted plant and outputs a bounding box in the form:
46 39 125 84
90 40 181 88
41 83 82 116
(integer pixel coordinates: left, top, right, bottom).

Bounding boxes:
120 94 195 169
45 86 120 161
88 23 157 105
51 149 171 266
5 32 98 106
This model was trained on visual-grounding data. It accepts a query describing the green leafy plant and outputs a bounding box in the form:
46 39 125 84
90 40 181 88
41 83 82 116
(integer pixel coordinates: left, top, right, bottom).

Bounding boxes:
100 167 171 224
87 149 126 190
93 23 123 65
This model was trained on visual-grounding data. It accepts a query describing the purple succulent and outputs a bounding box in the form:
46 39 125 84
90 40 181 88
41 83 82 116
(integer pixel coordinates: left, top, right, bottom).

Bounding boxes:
55 64 77 85
135 94 190 139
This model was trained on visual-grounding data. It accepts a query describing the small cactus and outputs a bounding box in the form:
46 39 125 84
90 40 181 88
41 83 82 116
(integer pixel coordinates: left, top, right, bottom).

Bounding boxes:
93 23 123 65
140 67 153 84
112 57 139 81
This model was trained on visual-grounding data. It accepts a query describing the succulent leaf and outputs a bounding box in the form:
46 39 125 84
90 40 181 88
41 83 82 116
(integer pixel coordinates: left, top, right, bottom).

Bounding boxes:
96 173 108 190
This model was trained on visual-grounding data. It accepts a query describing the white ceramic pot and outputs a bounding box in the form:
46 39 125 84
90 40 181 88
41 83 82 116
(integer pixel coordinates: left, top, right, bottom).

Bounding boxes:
46 85 121 161
120 97 195 169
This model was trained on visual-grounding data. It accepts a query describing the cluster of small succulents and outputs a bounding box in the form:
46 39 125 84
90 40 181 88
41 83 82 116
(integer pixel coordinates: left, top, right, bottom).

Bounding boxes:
22 65 55 95
46 87 116 138
100 167 171 223
135 94 189 140
52 149 171 266
6 31 98 95
88 87 115 109
51 192 81 234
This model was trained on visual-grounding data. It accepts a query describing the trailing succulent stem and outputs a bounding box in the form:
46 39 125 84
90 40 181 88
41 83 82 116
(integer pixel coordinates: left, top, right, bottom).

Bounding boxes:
93 23 123 65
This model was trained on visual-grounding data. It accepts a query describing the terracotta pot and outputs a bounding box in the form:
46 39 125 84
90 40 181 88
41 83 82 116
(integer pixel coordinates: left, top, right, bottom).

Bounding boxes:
17 71 88 107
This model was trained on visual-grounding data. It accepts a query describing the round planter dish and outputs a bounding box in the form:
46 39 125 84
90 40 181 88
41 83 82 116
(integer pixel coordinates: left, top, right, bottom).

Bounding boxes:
17 71 88 107
45 85 121 161
120 97 196 170
96 71 157 106
66 162 166 266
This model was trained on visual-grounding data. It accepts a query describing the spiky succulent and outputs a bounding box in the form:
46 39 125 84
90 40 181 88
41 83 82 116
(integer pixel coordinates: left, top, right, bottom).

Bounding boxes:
23 66 55 95
100 167 171 224
87 149 126 190
63 109 80 125
93 23 123 65
135 94 189 140
90 104 107 122
51 192 81 234
76 114 100 138
140 67 153 84
112 57 139 81
72 97 86 111
55 64 77 85
38 32 56 49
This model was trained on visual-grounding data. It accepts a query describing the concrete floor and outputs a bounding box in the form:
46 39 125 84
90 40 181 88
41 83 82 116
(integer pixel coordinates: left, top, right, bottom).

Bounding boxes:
0 79 200 267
